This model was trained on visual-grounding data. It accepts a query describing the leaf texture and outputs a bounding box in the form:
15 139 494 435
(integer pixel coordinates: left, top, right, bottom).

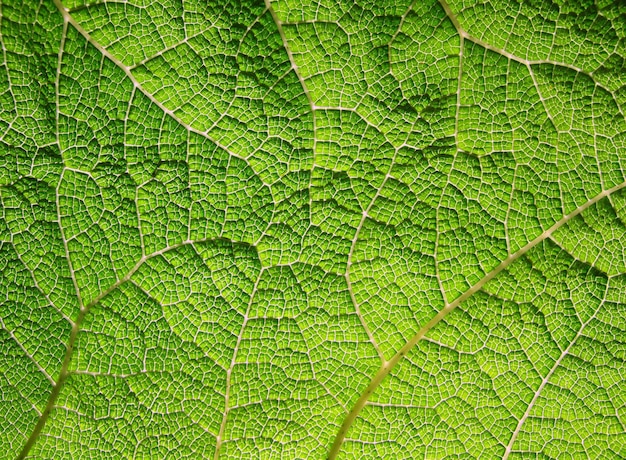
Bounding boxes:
1 0 625 458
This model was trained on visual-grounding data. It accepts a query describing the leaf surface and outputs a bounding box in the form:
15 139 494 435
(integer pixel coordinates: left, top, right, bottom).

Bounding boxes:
1 0 625 458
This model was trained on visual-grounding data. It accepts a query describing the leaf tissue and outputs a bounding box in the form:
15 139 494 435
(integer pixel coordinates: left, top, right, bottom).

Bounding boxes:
1 0 625 458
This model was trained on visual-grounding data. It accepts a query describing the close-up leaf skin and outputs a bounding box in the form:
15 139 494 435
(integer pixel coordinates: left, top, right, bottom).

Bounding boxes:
1 0 625 459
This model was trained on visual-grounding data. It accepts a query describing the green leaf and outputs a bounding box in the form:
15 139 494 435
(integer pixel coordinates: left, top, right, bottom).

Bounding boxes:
2 0 625 458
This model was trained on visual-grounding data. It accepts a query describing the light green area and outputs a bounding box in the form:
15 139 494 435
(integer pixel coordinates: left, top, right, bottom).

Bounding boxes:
1 0 625 458
346 240 626 459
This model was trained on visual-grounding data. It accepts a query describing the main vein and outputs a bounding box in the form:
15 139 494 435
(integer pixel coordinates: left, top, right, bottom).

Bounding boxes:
327 180 626 459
